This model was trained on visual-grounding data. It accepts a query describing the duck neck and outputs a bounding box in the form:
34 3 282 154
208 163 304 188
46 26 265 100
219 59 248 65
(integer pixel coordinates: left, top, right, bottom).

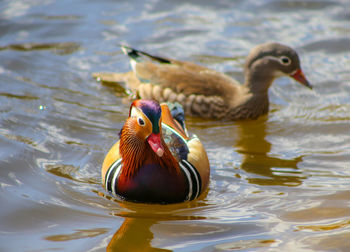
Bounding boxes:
119 127 181 181
244 66 275 95
227 92 269 120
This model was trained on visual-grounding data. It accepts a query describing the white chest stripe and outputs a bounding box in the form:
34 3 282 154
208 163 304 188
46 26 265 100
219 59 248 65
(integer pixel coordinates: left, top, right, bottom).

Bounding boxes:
105 158 201 202
111 164 122 197
179 160 201 201
179 162 193 201
105 159 122 197
182 160 200 199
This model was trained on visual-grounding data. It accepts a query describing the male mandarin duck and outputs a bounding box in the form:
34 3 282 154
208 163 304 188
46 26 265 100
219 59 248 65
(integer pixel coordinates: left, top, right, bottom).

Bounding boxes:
101 99 210 204
93 42 312 120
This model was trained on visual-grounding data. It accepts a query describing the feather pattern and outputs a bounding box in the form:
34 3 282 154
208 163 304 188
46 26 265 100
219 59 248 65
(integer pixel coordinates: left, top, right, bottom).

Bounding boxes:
119 102 181 181
102 99 209 203
94 43 312 120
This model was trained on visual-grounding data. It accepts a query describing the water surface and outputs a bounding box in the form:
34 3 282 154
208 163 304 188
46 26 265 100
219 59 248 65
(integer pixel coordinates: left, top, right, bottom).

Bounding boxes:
1 0 350 251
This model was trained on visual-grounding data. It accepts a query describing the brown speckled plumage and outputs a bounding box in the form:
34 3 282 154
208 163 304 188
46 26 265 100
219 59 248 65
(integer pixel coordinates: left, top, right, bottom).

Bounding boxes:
93 42 311 120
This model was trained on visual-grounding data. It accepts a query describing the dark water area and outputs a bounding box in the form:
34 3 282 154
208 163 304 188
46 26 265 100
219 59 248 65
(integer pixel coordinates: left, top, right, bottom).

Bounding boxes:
1 0 350 251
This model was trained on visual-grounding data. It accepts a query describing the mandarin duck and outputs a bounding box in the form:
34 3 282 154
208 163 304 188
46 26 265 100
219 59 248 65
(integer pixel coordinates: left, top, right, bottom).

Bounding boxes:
93 42 312 120
101 99 210 204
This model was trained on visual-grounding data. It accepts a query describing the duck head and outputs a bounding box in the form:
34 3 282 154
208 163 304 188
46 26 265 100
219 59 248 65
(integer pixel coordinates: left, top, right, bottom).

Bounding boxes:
123 99 164 157
244 42 312 93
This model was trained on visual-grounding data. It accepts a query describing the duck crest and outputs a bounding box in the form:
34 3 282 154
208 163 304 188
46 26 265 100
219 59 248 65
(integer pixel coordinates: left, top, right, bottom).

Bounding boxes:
131 100 161 134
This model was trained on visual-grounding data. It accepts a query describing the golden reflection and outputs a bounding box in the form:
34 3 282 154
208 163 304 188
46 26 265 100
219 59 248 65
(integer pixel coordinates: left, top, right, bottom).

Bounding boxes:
234 117 306 186
107 218 171 252
105 198 209 252
297 219 350 232
215 238 275 250
45 228 108 241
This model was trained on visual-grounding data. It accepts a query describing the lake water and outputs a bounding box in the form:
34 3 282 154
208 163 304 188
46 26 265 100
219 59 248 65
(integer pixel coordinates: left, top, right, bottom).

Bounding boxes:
1 0 350 251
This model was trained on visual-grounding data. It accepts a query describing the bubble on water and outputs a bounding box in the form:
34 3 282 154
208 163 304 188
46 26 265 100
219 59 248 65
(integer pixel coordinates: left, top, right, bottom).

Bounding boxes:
39 105 47 110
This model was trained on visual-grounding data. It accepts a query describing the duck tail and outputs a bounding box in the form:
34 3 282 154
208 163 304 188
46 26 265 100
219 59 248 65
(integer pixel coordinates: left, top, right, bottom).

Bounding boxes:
120 44 171 64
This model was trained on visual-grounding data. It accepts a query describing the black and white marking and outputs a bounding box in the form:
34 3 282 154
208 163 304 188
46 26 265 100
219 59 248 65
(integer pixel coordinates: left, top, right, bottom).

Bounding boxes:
105 159 122 197
180 159 202 201
105 158 202 202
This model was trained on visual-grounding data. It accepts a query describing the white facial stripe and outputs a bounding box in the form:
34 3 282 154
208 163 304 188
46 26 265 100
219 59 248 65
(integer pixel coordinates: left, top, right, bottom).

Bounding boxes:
264 55 291 65
130 106 142 118
262 55 295 77
129 105 153 138
264 55 280 62
130 106 151 125
279 56 291 65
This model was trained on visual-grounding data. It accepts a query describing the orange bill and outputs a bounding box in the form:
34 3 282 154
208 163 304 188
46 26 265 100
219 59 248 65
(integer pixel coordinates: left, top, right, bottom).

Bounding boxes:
290 69 312 89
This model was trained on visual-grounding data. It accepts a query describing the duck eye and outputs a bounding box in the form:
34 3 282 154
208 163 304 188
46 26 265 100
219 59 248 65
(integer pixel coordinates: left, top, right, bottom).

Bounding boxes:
280 56 291 65
137 117 145 126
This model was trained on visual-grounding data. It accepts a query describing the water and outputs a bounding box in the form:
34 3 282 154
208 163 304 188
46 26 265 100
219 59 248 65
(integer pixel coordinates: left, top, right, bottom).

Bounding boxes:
1 0 350 251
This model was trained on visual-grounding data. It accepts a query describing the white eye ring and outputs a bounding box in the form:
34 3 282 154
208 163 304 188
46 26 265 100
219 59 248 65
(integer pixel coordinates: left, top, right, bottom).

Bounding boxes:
137 117 145 126
279 56 291 65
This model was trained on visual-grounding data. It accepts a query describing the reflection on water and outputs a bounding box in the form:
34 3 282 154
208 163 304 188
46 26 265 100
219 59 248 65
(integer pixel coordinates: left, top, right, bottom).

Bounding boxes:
234 118 306 186
45 228 109 242
108 218 171 252
98 197 212 251
1 0 350 251
0 42 81 55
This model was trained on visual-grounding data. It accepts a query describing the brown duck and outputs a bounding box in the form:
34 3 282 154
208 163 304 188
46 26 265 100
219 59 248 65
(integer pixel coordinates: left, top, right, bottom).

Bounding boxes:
93 42 312 120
